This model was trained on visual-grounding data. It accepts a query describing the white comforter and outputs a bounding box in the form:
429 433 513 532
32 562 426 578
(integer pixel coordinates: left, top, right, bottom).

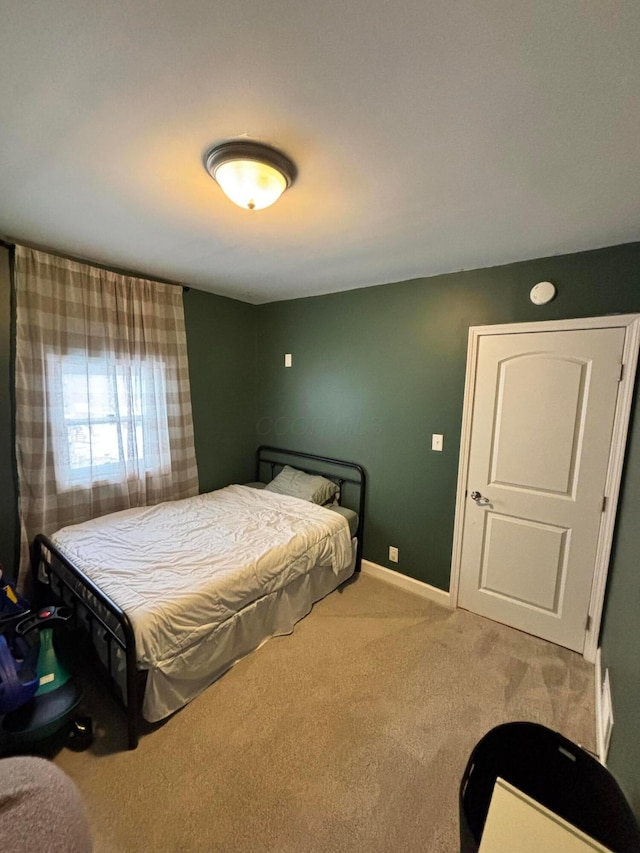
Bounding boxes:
51 485 352 670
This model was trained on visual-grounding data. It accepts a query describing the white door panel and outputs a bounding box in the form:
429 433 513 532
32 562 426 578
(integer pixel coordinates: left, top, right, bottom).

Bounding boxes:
490 354 587 495
459 328 625 651
480 514 569 613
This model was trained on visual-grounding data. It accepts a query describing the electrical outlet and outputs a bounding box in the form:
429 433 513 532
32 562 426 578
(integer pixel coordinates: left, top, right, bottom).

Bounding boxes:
284 353 293 367
389 546 398 563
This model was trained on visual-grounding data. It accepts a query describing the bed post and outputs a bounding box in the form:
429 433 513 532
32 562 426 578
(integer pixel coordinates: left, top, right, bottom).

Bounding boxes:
125 647 139 749
354 465 366 572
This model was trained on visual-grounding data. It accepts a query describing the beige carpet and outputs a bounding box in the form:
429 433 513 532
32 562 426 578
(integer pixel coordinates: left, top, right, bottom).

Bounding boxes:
54 574 595 852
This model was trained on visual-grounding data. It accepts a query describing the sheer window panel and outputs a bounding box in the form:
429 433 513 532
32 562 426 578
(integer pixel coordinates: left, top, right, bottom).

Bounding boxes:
46 354 171 490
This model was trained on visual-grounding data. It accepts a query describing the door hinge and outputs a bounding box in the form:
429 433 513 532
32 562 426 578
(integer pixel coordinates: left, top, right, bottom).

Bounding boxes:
586 614 592 632
601 495 607 513
618 363 625 382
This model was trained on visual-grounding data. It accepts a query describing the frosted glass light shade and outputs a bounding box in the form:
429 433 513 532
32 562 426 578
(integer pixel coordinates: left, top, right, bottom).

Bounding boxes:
205 140 297 211
214 159 287 210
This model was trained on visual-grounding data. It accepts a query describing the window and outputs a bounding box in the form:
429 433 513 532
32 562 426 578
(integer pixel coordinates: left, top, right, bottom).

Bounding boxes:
15 246 198 574
47 353 171 489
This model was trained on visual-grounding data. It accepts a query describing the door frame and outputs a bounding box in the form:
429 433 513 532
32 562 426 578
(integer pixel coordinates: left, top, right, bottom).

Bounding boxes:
449 314 640 663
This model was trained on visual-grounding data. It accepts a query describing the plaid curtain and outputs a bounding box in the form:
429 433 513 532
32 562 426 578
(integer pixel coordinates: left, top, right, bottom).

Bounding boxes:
14 246 198 585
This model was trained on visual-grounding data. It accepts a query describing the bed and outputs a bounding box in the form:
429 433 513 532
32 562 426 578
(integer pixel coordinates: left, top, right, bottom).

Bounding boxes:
31 446 366 749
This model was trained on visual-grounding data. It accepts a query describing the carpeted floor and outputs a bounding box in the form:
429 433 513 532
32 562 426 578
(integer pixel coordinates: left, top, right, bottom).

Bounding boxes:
54 573 595 852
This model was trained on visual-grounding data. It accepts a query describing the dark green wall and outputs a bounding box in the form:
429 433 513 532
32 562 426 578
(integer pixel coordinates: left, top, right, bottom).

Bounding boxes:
600 385 640 813
255 242 640 587
255 241 640 812
183 287 257 492
0 246 17 577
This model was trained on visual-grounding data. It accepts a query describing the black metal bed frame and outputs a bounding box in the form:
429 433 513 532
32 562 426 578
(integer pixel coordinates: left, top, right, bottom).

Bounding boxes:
31 446 366 751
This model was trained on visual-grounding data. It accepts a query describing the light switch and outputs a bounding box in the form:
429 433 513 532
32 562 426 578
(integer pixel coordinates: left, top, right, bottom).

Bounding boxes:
432 434 443 452
284 353 293 367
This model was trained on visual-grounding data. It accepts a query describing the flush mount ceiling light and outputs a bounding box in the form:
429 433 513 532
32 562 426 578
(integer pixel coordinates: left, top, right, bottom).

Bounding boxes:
204 140 297 211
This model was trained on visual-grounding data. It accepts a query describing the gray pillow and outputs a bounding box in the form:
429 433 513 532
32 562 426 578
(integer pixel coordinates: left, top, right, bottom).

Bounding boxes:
264 465 339 505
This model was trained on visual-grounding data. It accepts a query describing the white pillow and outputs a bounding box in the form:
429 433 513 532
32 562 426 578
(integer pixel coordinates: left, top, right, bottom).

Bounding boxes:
264 465 339 505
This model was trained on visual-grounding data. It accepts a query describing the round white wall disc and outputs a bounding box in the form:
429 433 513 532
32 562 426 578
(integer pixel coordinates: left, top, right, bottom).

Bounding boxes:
530 281 556 305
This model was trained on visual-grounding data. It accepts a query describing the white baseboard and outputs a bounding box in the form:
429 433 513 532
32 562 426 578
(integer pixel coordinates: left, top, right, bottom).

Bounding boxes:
594 647 614 766
595 648 604 763
360 560 453 608
594 647 615 766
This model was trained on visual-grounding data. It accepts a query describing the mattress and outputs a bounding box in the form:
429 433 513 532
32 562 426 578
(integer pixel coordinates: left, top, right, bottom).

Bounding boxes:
327 505 358 537
245 481 359 536
51 485 355 720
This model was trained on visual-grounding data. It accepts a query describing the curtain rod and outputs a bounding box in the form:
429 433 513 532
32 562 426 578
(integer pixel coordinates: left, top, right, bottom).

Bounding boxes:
0 236 190 293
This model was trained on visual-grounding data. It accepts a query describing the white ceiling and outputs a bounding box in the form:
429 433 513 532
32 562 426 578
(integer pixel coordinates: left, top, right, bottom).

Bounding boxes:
1 1 639 303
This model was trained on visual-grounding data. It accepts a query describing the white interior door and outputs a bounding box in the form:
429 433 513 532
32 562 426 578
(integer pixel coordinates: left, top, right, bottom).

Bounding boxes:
458 327 625 652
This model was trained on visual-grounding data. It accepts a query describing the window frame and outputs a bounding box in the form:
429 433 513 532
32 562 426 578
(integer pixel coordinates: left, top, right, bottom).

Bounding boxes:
46 352 171 490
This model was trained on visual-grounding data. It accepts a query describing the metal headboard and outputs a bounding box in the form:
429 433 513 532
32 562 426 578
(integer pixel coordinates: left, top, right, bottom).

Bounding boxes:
255 445 366 571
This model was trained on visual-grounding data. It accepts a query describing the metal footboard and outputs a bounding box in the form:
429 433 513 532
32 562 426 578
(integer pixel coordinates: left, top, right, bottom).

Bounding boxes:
31 533 140 749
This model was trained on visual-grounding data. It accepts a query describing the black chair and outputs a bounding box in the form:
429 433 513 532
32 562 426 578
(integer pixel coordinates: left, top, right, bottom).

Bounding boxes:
460 722 640 852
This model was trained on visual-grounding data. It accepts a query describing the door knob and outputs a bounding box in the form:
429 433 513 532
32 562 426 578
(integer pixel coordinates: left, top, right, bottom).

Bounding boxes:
471 490 487 502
